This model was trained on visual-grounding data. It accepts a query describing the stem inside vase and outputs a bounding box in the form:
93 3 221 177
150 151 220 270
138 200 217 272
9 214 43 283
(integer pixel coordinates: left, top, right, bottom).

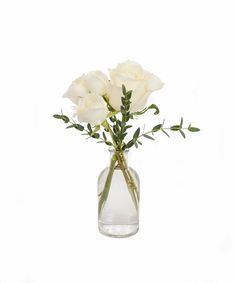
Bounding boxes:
98 149 140 237
98 150 139 216
98 153 117 215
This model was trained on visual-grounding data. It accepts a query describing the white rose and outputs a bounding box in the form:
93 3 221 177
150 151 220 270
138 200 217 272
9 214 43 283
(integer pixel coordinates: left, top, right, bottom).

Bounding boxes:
108 60 164 112
63 71 110 125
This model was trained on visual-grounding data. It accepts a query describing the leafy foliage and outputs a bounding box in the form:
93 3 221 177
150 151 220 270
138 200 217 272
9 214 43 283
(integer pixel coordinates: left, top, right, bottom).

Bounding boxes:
130 104 159 118
188 124 200 132
53 86 200 150
53 114 69 123
143 134 155 140
66 124 84 131
152 124 162 132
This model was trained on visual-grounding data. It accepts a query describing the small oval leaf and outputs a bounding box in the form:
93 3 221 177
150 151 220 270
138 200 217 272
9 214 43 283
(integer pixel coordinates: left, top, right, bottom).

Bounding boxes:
179 129 186 138
152 124 162 132
170 125 180 131
188 126 200 132
53 114 62 119
143 134 155 140
126 140 135 148
133 128 140 140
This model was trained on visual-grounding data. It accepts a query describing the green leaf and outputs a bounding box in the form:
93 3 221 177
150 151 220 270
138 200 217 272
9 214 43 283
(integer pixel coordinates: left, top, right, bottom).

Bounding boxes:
148 104 160 115
53 114 69 123
179 129 186 138
91 133 100 139
87 123 92 133
102 132 107 141
143 134 155 140
126 90 132 99
131 104 160 117
66 124 84 131
120 106 125 114
75 124 84 131
152 124 162 132
170 125 181 131
126 140 135 148
133 128 140 140
124 116 129 122
53 114 62 119
121 133 127 139
93 125 100 132
62 116 69 123
161 129 170 137
109 116 116 123
135 143 138 149
188 125 200 132
180 117 183 127
121 97 126 105
105 141 112 146
124 125 132 131
122 84 126 95
117 120 122 127
113 134 118 144
125 111 130 117
113 125 119 133
66 124 74 129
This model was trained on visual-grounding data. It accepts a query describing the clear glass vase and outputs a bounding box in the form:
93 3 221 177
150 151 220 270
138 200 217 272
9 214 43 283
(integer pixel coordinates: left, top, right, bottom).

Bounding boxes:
97 149 140 238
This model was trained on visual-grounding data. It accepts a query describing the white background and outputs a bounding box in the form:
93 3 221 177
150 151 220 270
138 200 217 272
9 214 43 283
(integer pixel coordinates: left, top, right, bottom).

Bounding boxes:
0 0 235 282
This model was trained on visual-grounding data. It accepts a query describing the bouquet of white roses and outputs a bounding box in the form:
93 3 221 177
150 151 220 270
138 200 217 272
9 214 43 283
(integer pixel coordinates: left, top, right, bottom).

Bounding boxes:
54 60 199 237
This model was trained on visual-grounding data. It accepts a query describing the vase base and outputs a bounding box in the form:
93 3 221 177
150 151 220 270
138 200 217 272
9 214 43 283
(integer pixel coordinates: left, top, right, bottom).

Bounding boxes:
98 223 139 238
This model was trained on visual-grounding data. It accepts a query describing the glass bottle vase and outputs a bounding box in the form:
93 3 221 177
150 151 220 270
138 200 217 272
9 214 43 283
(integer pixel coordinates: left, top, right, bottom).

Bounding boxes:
97 149 140 238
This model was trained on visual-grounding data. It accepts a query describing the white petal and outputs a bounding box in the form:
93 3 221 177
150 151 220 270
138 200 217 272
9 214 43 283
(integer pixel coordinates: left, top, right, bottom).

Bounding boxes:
74 93 108 125
130 84 149 112
144 71 164 92
108 85 123 111
111 73 142 90
110 60 143 80
117 60 142 73
85 71 109 95
76 108 108 125
63 81 88 104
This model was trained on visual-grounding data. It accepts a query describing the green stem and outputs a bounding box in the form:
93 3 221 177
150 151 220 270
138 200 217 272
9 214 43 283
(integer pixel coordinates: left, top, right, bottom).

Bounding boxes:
98 153 117 216
102 120 117 149
121 151 139 202
115 151 139 210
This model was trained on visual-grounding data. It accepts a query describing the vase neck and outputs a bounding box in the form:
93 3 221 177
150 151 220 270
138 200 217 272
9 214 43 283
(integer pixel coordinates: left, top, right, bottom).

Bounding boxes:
109 149 129 167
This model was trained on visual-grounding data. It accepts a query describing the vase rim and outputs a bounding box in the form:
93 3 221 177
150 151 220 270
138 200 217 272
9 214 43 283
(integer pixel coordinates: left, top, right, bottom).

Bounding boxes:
108 147 129 153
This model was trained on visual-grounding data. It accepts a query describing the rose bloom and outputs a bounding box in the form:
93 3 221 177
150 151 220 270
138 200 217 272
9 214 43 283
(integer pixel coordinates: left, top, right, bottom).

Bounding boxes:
63 71 110 125
108 60 164 112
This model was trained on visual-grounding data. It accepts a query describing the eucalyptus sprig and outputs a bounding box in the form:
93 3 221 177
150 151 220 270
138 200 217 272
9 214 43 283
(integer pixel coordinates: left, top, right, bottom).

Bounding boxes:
53 113 112 144
53 85 200 151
